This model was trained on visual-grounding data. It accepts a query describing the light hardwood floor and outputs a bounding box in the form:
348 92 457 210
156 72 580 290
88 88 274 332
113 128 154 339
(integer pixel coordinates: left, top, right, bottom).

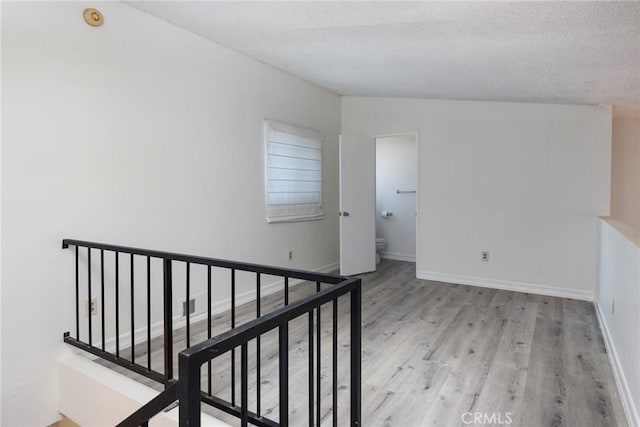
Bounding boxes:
101 260 626 426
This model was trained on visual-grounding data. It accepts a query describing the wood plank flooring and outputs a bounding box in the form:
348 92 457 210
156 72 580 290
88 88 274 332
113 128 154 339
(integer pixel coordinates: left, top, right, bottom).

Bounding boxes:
99 260 626 426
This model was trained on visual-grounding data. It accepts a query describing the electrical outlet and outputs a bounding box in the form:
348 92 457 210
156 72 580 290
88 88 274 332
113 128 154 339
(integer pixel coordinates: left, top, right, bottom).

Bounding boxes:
481 251 490 262
86 298 97 317
288 250 293 261
182 298 196 317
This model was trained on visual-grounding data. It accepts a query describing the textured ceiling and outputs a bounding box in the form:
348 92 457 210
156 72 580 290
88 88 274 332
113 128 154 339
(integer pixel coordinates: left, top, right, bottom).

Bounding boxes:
127 1 640 105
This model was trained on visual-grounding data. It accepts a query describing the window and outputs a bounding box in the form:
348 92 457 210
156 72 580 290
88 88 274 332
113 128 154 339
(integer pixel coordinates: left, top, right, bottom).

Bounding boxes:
264 119 324 223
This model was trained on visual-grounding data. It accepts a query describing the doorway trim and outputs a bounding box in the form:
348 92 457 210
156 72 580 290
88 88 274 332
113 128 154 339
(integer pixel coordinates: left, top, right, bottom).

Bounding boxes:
372 131 420 277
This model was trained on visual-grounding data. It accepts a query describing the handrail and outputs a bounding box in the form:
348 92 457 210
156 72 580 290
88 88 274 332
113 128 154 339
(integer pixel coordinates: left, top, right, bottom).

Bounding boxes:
62 239 344 284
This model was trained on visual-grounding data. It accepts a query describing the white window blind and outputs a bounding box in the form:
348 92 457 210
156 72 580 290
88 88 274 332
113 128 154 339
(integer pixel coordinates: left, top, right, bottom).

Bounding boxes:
264 119 324 223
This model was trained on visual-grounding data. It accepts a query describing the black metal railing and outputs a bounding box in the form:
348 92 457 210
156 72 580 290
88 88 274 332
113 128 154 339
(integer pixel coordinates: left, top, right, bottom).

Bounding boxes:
62 239 361 426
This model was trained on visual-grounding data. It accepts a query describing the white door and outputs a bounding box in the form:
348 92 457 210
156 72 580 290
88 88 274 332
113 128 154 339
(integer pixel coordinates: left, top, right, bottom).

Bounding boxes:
339 135 376 276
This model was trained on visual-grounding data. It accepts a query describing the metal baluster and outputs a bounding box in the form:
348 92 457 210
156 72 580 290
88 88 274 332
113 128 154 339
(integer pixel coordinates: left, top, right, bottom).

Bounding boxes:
101 249 105 352
333 298 338 427
207 265 212 396
115 252 120 358
88 248 92 346
186 262 190 348
75 246 79 340
309 310 314 426
163 259 173 384
279 323 289 426
241 343 248 427
147 256 151 371
231 268 236 406
284 276 289 306
131 253 135 363
350 282 362 426
316 282 321 426
256 272 261 416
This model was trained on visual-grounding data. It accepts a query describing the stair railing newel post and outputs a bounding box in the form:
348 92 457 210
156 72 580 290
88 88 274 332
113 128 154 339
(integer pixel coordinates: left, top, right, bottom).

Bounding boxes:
179 351 202 427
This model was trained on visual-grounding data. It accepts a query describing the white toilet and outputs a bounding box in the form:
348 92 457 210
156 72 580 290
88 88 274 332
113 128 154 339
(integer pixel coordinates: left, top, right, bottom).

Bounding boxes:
375 237 386 264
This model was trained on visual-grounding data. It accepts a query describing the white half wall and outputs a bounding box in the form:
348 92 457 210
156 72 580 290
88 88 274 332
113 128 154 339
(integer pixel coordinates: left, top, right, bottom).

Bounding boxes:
58 350 229 427
1 2 340 425
342 97 611 299
596 218 640 427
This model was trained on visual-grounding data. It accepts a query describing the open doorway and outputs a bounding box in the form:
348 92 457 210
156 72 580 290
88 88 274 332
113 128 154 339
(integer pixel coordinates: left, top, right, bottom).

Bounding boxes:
338 132 418 277
375 134 418 272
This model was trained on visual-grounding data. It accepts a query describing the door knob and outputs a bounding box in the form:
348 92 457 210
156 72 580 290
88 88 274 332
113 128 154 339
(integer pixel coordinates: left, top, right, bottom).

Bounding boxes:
343 211 350 217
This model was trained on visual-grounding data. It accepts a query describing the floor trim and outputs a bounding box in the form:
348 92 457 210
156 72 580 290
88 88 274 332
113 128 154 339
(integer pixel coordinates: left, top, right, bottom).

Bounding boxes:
595 301 640 427
416 270 593 301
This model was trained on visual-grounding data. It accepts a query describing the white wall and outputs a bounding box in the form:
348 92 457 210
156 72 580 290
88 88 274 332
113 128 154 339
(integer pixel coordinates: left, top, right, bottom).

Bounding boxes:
611 114 640 231
375 135 417 261
343 97 611 299
1 2 340 425
596 219 640 426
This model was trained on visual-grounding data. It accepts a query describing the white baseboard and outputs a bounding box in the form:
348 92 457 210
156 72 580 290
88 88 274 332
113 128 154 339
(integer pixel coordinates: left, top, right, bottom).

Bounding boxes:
99 261 340 353
416 270 593 301
595 301 639 427
380 252 416 262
